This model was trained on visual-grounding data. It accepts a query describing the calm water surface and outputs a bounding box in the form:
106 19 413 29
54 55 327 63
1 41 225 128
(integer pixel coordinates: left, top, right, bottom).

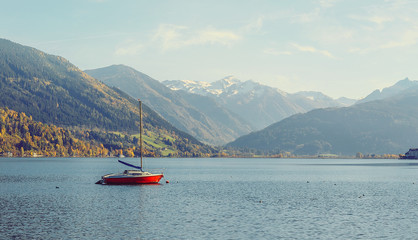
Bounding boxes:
2 158 418 239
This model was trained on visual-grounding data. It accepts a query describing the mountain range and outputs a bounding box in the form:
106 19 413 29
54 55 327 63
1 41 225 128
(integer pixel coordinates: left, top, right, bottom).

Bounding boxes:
85 65 253 145
163 77 355 130
0 38 213 156
86 67 354 145
1 37 416 157
356 78 418 104
227 78 418 155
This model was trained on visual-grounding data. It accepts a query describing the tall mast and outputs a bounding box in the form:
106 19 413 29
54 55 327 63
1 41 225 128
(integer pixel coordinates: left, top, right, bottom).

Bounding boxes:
139 99 143 169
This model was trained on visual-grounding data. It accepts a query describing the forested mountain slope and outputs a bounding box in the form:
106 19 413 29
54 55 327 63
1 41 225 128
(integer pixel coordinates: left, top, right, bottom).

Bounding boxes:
227 88 418 155
0 107 107 157
0 38 214 156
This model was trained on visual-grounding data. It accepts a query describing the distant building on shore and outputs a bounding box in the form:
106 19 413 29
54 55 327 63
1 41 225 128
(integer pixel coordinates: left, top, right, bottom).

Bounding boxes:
400 148 418 159
1 152 13 157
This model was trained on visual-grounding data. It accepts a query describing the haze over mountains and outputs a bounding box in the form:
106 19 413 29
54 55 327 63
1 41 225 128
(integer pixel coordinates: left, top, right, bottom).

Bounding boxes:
85 65 253 145
357 78 418 104
163 77 353 130
86 66 354 145
227 78 418 155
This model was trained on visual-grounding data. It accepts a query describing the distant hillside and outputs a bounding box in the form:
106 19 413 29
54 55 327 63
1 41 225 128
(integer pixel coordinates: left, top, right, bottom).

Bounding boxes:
292 91 356 108
227 87 418 155
0 38 214 156
164 77 348 130
357 78 418 104
86 65 253 145
336 97 357 106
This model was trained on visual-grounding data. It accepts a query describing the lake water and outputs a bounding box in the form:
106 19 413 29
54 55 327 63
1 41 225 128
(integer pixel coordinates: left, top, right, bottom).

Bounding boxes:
2 158 418 239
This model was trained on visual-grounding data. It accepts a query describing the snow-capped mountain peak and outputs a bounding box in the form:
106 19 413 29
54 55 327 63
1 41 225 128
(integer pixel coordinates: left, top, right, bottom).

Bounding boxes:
163 79 211 95
165 76 272 97
217 75 241 88
164 76 247 97
162 76 348 130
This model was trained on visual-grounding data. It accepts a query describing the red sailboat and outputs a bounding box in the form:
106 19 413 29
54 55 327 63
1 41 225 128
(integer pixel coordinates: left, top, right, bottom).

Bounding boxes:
97 99 164 185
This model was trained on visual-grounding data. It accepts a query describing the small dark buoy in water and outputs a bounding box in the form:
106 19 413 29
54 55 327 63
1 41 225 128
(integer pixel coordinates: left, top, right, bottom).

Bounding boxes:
166 180 170 184
56 186 59 189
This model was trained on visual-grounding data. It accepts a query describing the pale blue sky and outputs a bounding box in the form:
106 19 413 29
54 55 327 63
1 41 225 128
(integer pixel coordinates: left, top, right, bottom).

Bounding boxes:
2 0 418 99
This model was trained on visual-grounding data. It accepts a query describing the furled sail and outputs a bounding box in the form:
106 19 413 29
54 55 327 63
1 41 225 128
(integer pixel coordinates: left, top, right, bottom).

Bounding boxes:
118 160 142 170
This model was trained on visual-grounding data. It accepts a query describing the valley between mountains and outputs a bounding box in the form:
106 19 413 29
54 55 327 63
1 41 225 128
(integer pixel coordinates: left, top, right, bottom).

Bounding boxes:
1 38 417 157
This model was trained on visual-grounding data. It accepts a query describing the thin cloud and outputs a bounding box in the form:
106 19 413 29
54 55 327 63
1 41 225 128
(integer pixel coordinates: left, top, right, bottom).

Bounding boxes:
380 29 418 48
350 14 394 25
293 8 321 23
153 24 188 50
350 27 418 54
195 27 241 46
115 42 143 56
291 43 336 58
242 16 265 33
153 24 241 51
264 48 292 56
319 0 338 8
292 0 337 24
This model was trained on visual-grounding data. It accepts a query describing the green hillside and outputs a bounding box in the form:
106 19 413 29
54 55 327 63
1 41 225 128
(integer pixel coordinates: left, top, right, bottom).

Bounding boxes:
0 38 215 157
0 38 149 132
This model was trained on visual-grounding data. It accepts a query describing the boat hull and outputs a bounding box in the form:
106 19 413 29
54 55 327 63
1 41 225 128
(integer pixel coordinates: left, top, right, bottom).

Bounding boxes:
102 173 163 185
